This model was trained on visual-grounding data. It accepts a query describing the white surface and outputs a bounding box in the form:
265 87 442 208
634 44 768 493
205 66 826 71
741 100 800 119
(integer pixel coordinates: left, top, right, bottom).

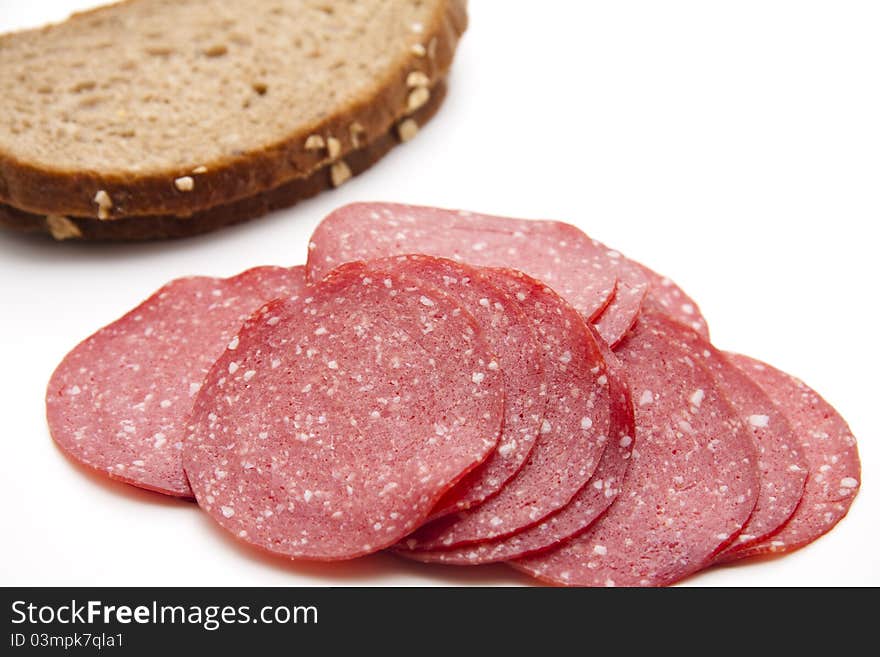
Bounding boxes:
0 0 877 587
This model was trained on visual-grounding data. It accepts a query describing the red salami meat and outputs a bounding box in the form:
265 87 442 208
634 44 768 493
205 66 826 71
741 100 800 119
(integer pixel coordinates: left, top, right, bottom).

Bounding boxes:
368 255 547 517
182 262 505 560
513 312 759 586
398 268 612 551
306 203 649 343
400 343 634 564
636 263 710 338
592 256 648 347
45 266 308 497
721 354 860 560
664 329 808 557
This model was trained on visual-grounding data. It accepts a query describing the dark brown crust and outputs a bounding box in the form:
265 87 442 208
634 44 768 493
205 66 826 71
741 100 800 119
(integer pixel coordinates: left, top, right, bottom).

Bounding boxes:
0 81 446 241
0 0 466 219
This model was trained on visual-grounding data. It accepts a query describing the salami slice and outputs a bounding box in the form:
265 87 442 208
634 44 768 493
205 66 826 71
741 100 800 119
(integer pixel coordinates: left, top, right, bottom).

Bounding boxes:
592 259 648 347
721 354 860 560
398 268 611 551
367 255 546 517
513 312 759 586
45 266 308 497
400 343 634 564
182 262 505 560
665 331 809 557
636 263 710 339
306 203 649 340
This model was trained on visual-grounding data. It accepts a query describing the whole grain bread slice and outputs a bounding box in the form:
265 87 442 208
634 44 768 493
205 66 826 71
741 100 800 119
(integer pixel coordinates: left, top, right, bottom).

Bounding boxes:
0 0 465 223
0 80 446 240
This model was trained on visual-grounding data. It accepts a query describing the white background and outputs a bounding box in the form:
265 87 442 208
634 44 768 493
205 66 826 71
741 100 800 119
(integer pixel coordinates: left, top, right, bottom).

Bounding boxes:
1 1 877 586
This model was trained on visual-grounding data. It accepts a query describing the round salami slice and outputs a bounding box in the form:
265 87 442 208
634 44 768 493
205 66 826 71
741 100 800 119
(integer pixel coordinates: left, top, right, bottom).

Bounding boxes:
663 329 808 557
401 343 634 564
182 262 505 561
398 268 612 551
513 312 759 586
45 266 308 497
367 255 547 517
721 354 860 560
307 202 635 327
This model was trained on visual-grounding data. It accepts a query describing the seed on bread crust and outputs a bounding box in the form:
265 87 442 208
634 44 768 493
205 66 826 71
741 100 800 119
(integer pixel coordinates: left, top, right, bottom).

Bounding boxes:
305 134 325 151
407 86 430 112
411 43 427 57
349 122 366 148
326 137 342 159
397 118 419 142
407 71 430 88
330 161 352 187
192 166 207 174
46 215 82 240
93 190 113 220
174 176 195 192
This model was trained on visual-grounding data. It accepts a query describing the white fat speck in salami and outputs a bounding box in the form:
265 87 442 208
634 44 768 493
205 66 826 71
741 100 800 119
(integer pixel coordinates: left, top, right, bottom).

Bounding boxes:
306 202 649 340
722 353 860 559
182 262 504 560
45 266 308 497
403 343 635 565
366 255 547 517
513 313 759 586
397 268 611 552
659 327 809 558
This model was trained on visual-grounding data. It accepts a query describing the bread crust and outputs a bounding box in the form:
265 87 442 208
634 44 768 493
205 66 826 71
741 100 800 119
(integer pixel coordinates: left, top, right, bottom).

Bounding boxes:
0 0 466 220
0 80 447 241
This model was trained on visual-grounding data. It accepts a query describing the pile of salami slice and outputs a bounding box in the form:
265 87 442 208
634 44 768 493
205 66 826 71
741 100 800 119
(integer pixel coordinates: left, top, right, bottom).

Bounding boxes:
47 203 861 586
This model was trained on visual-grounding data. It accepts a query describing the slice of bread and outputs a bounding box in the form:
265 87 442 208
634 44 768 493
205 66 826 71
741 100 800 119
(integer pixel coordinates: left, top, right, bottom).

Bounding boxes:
0 0 466 227
0 79 446 240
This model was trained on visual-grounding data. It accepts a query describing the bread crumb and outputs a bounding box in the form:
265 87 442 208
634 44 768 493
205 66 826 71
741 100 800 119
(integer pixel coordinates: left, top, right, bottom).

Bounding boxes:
326 136 341 159
93 190 113 219
146 45 174 57
349 122 366 148
330 161 352 187
305 134 325 150
397 118 419 142
192 166 207 174
46 215 82 240
407 71 430 88
407 86 430 112
411 43 426 57
174 176 195 192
